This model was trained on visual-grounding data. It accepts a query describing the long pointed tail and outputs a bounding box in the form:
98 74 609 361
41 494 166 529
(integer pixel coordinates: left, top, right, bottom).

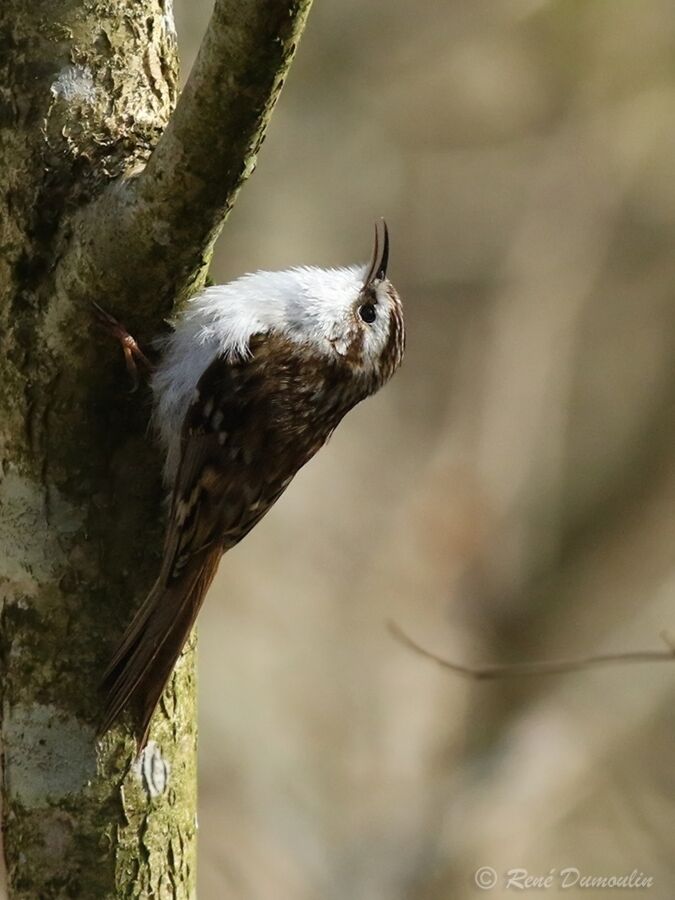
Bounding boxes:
99 547 221 750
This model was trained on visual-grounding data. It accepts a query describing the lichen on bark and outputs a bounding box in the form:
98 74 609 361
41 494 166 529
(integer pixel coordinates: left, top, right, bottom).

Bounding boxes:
0 0 313 895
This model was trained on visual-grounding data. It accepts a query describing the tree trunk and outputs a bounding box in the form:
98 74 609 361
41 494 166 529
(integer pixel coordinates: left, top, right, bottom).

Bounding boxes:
0 1 312 896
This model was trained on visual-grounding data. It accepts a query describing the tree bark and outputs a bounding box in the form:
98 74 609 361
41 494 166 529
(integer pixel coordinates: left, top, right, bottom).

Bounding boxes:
0 0 312 896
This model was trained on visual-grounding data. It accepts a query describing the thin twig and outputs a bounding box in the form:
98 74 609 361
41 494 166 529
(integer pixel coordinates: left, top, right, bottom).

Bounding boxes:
387 621 675 680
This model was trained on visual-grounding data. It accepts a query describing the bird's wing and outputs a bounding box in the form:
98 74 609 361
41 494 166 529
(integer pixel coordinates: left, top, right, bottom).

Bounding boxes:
98 431 224 748
100 342 299 748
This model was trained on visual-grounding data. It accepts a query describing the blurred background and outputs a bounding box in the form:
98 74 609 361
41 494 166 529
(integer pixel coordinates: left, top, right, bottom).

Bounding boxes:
173 1 675 897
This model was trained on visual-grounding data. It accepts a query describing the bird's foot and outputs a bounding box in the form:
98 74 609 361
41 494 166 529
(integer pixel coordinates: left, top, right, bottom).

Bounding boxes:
91 302 154 392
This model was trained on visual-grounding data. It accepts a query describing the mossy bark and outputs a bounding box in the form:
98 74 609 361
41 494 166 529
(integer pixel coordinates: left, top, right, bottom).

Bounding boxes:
0 0 312 896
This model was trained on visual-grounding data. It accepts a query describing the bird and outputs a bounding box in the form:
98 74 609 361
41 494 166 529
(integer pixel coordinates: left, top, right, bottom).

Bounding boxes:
98 220 405 749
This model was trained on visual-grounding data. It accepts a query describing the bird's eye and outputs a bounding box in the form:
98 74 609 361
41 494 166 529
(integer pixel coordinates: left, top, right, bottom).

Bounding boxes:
359 303 377 324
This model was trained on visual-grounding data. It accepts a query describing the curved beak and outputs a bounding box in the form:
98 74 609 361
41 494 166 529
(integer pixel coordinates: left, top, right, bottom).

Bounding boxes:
363 218 389 286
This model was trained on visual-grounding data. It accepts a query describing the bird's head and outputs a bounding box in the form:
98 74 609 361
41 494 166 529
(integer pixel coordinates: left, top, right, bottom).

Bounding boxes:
175 222 405 396
283 220 405 391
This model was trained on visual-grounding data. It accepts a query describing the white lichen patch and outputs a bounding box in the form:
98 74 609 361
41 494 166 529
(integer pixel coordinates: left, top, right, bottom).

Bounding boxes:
151 218 172 247
0 470 83 599
41 810 74 861
134 741 171 798
50 65 96 104
162 0 177 36
2 703 97 805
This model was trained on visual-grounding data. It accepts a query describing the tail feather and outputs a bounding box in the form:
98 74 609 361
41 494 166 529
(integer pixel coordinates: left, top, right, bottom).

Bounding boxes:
99 547 221 749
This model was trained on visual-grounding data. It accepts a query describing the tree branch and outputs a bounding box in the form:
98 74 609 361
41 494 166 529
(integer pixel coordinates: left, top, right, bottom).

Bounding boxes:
83 0 313 320
388 621 675 680
142 0 313 243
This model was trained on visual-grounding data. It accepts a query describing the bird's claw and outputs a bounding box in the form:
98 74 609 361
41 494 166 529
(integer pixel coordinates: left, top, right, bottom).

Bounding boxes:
91 301 153 392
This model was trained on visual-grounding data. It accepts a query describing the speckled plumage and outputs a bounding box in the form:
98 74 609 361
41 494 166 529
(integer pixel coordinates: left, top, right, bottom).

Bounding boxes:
100 222 405 748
